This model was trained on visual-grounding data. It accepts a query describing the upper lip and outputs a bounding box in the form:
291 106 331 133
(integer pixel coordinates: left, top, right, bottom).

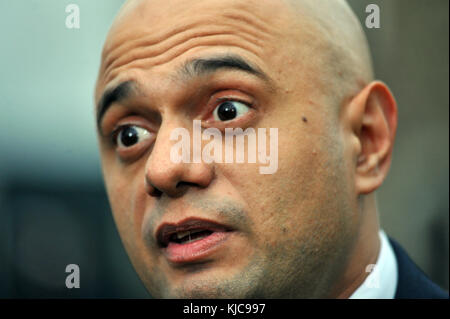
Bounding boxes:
155 218 232 247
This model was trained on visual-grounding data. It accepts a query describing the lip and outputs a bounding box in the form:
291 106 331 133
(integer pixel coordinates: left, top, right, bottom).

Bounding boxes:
155 218 234 264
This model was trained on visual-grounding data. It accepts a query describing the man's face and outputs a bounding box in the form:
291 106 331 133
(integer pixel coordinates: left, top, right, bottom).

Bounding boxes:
96 0 358 298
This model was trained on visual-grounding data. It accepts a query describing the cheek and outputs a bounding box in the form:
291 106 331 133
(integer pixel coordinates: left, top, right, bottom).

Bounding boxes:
219 115 347 248
220 135 313 232
102 162 141 245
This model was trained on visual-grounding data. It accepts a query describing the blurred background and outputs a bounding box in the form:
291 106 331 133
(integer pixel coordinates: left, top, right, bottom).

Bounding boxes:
0 0 448 298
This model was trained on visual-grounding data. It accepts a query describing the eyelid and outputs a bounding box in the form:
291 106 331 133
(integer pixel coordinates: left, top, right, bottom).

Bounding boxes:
100 105 161 139
202 89 254 117
215 95 251 104
214 91 255 107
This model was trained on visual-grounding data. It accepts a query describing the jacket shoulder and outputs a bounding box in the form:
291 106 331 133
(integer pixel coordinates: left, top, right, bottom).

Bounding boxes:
389 238 449 299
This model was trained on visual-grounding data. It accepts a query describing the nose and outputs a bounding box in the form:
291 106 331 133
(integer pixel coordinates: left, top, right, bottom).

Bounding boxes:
144 121 214 198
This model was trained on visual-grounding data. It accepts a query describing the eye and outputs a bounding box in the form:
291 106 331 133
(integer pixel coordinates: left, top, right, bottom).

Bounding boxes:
115 125 151 148
212 100 250 122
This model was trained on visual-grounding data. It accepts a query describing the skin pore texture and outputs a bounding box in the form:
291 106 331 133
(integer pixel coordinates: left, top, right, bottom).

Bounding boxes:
95 0 397 298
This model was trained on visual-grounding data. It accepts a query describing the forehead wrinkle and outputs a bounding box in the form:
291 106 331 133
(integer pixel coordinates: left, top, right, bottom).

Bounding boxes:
101 35 268 87
102 4 277 68
100 9 279 87
103 22 270 76
102 29 266 82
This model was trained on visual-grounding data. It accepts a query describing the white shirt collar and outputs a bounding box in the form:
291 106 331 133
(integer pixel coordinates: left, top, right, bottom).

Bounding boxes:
349 230 398 299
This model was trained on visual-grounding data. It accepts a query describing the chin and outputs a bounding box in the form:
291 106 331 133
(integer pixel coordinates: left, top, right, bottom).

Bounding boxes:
148 267 263 299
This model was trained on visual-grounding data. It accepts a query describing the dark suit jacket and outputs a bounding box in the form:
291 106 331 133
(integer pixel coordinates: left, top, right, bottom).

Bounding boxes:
389 238 449 299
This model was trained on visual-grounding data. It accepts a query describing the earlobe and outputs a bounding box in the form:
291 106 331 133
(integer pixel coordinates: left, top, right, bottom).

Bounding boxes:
349 81 398 195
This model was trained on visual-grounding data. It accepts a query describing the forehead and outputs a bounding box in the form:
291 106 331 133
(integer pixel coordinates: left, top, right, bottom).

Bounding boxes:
108 0 291 45
96 0 298 92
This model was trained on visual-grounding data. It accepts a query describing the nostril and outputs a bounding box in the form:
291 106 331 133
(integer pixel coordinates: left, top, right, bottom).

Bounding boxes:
145 176 163 197
176 181 201 189
146 180 163 197
150 187 163 197
147 181 201 198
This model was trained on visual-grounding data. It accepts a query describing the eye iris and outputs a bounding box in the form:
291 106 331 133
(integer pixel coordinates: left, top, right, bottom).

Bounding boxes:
217 102 237 121
120 126 138 147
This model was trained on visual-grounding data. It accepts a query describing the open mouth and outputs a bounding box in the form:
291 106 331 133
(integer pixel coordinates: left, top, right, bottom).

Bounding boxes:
156 218 233 264
168 229 214 245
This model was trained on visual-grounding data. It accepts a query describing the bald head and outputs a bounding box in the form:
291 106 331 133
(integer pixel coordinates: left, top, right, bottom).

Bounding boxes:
288 0 373 76
97 0 373 108
286 0 374 89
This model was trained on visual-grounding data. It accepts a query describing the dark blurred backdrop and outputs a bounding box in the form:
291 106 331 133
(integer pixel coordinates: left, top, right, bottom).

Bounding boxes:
0 0 448 298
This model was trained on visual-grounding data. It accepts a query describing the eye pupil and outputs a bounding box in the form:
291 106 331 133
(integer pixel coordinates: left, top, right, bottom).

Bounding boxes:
120 126 138 146
217 102 237 121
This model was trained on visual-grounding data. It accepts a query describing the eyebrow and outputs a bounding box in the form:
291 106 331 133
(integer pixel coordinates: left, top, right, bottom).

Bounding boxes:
96 80 137 131
96 55 273 132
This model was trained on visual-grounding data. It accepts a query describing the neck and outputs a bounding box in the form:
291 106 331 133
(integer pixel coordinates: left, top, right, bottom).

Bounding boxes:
332 194 381 299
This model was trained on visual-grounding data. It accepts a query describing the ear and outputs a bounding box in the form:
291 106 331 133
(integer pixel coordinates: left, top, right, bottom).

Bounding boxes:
345 81 398 195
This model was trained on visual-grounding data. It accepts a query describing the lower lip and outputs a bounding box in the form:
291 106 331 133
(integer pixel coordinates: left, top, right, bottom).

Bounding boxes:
163 231 231 264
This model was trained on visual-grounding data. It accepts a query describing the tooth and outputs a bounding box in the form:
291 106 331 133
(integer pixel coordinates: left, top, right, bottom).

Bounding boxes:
177 230 190 240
